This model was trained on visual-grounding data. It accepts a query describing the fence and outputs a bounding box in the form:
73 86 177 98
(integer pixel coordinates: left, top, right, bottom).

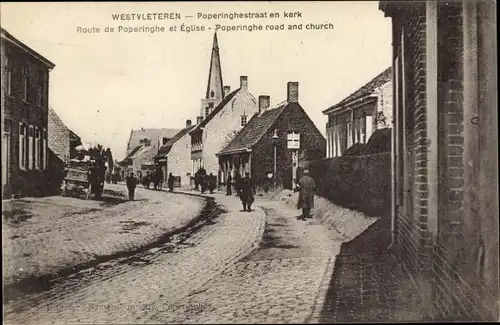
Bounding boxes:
306 151 391 218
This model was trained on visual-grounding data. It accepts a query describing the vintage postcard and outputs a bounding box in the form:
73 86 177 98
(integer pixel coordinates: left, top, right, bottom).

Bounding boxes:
1 1 498 324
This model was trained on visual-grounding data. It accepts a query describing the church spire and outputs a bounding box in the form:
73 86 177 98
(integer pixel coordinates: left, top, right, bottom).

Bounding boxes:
205 32 224 100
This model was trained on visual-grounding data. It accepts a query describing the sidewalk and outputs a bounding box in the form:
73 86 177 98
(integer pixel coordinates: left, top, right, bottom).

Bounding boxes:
2 184 205 289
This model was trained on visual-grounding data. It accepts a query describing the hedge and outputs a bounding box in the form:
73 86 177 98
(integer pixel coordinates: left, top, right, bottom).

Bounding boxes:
306 152 391 218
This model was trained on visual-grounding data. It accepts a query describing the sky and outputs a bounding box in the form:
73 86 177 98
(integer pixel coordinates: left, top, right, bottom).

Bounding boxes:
1 1 392 161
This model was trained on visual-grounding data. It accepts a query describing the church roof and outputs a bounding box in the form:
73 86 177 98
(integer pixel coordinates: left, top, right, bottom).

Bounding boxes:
205 32 224 100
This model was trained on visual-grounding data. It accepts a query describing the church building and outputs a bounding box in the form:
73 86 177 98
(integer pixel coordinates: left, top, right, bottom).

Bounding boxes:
189 32 258 184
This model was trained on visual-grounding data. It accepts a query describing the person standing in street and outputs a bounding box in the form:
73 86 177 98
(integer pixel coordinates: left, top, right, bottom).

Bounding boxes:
240 172 256 212
234 173 242 197
126 172 138 201
296 169 316 220
167 173 174 192
208 173 216 194
226 174 232 196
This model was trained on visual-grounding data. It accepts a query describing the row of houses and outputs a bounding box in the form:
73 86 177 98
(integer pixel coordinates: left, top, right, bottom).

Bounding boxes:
121 32 394 192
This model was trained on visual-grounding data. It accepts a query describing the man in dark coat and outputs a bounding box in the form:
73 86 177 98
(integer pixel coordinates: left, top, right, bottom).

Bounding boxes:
126 172 138 201
226 174 232 196
167 173 174 192
200 174 207 194
208 173 216 194
234 173 242 197
296 169 316 219
240 172 256 212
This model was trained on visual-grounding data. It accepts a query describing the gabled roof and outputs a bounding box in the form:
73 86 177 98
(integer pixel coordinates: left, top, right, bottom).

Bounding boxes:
155 124 196 158
217 102 287 155
323 67 392 114
1 28 55 69
189 88 240 134
127 128 181 152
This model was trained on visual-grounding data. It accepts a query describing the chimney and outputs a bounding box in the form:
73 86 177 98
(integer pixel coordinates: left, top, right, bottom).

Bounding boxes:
196 116 203 125
258 95 271 114
240 76 248 90
287 82 299 103
223 86 231 97
186 119 192 128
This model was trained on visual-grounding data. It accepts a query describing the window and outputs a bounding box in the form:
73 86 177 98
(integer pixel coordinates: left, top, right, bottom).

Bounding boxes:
21 65 28 101
35 127 41 169
210 90 215 98
43 128 47 169
3 120 12 186
5 57 12 96
36 70 43 106
19 123 27 170
365 115 373 143
347 122 353 148
205 106 210 117
287 131 300 149
240 114 247 126
28 125 34 169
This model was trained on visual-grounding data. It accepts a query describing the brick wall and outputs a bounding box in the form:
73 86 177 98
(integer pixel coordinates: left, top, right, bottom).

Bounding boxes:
251 102 325 190
389 1 497 321
393 4 432 306
48 107 70 162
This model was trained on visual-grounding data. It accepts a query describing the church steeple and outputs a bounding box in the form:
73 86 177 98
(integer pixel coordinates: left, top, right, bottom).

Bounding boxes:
205 32 224 100
200 32 224 118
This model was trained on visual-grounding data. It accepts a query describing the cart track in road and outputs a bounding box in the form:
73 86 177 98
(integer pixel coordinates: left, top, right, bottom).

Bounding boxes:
3 196 221 308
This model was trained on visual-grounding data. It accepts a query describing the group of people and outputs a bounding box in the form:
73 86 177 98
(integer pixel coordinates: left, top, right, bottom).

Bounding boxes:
140 169 165 191
125 171 175 201
225 169 316 218
126 166 317 220
194 169 217 194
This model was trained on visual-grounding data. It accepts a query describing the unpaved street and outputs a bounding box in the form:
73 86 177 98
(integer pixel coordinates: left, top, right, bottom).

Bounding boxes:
3 191 266 325
3 189 377 324
2 184 204 294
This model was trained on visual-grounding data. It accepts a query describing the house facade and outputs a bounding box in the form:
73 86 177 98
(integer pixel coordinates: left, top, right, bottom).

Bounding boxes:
217 82 326 192
380 0 498 321
121 127 180 179
323 67 393 158
154 119 195 187
189 33 258 182
1 28 54 198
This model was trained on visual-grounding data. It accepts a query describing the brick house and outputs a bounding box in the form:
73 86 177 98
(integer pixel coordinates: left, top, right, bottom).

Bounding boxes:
189 32 258 182
217 82 326 192
1 28 54 198
154 119 196 187
380 0 498 321
323 67 392 158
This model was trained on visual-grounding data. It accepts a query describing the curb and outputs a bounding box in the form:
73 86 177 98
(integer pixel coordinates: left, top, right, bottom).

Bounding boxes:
306 253 339 324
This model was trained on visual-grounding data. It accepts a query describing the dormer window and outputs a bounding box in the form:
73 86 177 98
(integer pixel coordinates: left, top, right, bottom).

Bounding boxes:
210 90 215 98
287 131 300 149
